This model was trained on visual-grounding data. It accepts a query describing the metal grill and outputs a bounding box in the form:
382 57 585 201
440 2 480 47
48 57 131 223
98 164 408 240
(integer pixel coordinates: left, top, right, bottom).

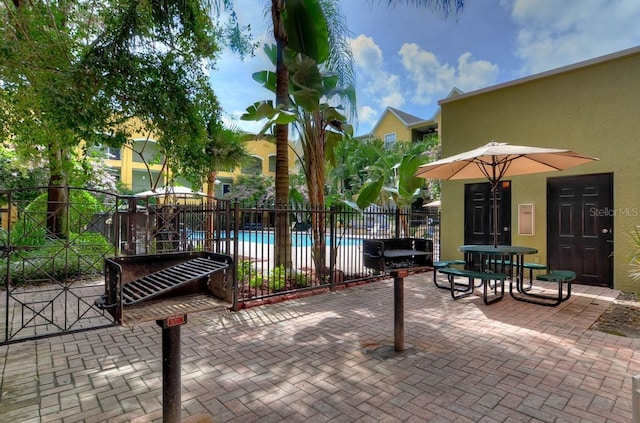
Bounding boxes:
94 251 234 423
120 257 228 306
95 251 234 327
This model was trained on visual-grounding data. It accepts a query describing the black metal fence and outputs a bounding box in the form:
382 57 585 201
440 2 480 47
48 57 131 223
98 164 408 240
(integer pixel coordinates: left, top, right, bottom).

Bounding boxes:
0 187 440 343
223 203 441 308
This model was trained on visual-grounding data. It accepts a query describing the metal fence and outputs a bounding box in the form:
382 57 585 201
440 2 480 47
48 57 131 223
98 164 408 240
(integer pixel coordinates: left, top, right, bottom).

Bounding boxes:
110 199 440 307
0 187 440 343
223 203 441 308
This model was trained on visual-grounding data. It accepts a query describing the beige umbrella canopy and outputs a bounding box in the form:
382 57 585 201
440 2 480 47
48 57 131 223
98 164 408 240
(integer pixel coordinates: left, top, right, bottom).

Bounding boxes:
134 186 206 197
415 141 598 247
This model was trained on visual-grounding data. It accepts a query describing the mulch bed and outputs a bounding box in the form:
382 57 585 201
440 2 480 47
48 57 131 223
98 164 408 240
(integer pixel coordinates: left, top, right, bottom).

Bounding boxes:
590 291 640 338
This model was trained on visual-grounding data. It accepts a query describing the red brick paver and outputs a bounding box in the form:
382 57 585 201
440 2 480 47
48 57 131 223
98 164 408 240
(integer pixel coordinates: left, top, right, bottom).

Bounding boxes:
0 275 638 422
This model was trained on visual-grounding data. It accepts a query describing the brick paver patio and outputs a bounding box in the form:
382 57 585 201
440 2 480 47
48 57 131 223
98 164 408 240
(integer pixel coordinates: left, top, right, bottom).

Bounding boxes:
0 273 638 422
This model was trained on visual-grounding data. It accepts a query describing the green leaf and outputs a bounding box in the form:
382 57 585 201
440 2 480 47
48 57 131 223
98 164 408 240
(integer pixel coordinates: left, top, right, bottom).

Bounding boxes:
398 155 425 200
252 70 277 93
263 44 277 67
241 101 276 121
340 199 362 213
282 0 329 62
356 177 384 210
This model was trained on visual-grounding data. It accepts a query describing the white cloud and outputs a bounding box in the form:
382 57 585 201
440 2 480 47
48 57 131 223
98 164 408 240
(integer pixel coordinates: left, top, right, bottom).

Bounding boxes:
350 34 405 110
511 0 640 74
398 44 498 104
357 105 378 132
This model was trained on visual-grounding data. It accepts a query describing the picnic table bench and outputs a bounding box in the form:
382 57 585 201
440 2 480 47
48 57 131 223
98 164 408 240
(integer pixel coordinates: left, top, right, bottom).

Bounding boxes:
439 267 508 305
485 258 547 282
510 270 575 307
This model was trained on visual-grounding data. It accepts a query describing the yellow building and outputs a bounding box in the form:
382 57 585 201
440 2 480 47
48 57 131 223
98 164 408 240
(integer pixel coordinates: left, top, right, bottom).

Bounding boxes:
437 46 640 291
362 89 462 145
95 128 295 197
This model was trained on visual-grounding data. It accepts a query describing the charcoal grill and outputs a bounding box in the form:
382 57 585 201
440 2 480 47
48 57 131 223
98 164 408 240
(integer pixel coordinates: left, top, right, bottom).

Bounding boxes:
95 251 234 423
362 238 433 352
363 238 433 272
96 251 233 327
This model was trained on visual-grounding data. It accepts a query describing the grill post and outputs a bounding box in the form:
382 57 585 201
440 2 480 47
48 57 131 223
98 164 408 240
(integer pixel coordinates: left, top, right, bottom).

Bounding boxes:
392 270 407 351
158 316 187 423
634 374 640 423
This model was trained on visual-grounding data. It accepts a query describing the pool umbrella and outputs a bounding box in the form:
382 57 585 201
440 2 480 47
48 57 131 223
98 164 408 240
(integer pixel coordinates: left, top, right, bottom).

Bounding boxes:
415 141 598 247
135 186 206 197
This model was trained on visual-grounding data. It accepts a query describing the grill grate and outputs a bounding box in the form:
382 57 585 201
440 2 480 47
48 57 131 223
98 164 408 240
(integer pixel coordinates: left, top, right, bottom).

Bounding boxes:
121 257 228 306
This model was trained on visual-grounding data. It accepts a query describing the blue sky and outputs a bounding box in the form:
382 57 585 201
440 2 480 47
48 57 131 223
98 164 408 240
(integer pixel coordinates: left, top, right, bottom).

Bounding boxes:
210 0 640 136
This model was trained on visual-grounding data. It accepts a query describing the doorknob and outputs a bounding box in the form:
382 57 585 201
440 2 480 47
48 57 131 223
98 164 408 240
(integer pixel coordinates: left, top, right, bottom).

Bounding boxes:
601 228 610 234
503 227 509 231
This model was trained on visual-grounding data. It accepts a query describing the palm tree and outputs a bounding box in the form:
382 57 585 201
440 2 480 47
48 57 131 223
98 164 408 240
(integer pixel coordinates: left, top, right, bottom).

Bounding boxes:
255 0 461 273
202 121 249 249
356 138 438 236
270 0 293 267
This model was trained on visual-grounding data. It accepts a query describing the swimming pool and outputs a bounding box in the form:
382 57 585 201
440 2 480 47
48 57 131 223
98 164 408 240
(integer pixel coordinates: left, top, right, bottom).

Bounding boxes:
188 230 361 247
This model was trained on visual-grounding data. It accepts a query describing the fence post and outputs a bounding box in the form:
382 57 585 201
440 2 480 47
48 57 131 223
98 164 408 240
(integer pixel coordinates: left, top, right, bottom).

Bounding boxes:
122 196 137 255
329 206 336 291
395 208 401 238
231 202 240 311
634 374 640 423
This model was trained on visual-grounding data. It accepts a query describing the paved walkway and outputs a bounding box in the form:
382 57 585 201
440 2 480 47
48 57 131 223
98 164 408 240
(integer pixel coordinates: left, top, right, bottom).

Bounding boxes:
0 274 638 422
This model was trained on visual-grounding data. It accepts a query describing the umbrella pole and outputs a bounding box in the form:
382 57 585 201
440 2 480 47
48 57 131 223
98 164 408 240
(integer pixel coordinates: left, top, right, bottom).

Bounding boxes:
492 182 499 248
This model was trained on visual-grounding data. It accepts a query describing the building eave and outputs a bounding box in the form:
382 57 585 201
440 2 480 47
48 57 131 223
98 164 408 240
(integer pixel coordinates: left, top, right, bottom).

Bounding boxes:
439 46 640 106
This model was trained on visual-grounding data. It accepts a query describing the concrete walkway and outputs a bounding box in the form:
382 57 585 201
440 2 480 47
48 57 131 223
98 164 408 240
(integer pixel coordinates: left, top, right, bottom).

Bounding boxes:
0 274 638 422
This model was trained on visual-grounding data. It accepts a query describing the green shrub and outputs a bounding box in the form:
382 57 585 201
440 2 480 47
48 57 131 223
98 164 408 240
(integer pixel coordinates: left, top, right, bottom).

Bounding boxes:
238 260 253 283
268 265 287 291
249 273 263 289
11 189 105 246
2 231 113 287
630 225 640 281
294 271 310 288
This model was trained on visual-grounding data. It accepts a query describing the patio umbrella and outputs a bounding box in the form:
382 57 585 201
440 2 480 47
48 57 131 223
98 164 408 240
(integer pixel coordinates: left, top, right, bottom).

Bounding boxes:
134 186 206 197
415 141 598 247
422 199 441 208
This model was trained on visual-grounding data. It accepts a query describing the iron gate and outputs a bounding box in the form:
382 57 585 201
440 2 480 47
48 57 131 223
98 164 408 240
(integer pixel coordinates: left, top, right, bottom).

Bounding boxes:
0 187 123 344
0 187 233 344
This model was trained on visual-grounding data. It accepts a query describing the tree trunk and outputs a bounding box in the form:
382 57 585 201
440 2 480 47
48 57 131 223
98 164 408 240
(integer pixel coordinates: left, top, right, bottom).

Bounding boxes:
304 115 326 281
46 147 68 239
272 0 291 269
205 171 216 251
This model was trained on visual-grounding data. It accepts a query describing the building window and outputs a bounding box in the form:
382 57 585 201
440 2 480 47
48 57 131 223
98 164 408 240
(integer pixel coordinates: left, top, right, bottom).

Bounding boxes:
132 139 164 164
268 155 276 173
132 169 164 193
106 146 121 160
107 167 121 181
384 133 396 149
243 156 263 175
89 144 121 160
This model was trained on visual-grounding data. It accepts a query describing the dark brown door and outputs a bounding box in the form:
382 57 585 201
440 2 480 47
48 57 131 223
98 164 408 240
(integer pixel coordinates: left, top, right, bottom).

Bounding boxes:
464 181 512 245
547 173 613 287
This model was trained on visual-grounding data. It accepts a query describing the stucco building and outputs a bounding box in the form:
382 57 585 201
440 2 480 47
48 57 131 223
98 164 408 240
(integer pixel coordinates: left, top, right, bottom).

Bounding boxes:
96 129 294 197
437 46 640 292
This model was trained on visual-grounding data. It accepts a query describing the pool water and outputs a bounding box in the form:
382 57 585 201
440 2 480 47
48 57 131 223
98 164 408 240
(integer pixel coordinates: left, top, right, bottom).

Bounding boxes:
238 231 362 247
188 230 361 247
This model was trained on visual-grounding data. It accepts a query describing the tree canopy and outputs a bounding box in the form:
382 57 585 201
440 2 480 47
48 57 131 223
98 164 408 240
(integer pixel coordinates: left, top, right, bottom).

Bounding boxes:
0 0 255 189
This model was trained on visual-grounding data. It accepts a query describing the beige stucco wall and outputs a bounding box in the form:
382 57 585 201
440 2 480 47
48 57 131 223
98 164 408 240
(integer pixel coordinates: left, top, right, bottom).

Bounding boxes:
439 48 640 291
